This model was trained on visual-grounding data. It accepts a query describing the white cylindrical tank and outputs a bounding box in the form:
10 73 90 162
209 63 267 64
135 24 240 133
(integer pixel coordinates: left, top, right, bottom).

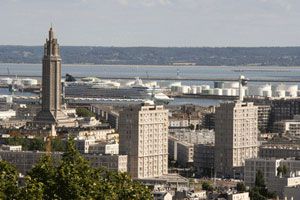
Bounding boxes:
260 84 272 97
231 89 237 96
262 90 272 97
224 82 239 89
201 85 210 90
202 89 213 95
286 85 298 97
276 90 285 98
171 86 180 92
21 78 38 86
223 88 232 96
196 86 202 94
191 85 197 94
213 88 222 95
179 86 190 94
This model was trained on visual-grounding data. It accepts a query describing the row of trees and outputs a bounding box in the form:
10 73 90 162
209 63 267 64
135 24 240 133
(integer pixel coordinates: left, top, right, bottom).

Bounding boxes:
4 137 65 152
0 139 152 200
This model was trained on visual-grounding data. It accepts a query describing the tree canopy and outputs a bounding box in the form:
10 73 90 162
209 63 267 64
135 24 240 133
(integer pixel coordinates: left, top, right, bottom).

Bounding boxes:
0 139 152 200
76 107 96 118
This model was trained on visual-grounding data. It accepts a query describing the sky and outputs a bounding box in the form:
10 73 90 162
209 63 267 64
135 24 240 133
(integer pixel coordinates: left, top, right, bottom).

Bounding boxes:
0 0 300 47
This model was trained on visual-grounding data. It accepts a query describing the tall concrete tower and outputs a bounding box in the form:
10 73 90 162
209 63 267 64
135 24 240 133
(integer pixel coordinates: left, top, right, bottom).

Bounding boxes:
35 27 76 127
119 103 169 178
214 101 258 178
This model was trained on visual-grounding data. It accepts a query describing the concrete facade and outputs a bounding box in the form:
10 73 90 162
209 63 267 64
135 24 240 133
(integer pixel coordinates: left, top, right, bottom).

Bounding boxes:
194 143 215 177
214 101 258 178
0 150 127 175
34 27 76 127
119 104 168 178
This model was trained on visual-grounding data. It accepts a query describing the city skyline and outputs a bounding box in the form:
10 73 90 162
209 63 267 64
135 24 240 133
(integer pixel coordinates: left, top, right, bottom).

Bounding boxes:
1 0 300 47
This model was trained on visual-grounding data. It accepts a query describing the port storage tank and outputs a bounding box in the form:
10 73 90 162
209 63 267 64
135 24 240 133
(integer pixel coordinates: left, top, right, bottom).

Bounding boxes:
179 86 190 94
171 86 181 92
191 86 197 94
21 78 38 86
286 85 298 97
196 86 202 94
213 88 222 95
202 89 213 95
260 84 272 97
214 81 224 89
231 89 237 96
223 88 232 96
201 85 210 90
224 82 239 89
275 90 285 98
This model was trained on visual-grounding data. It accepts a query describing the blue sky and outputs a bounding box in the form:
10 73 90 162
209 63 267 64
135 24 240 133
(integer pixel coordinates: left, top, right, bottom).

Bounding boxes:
0 0 300 46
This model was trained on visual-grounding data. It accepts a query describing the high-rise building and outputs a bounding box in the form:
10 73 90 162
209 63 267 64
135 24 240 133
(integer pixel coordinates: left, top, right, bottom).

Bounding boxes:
35 27 75 127
119 103 168 179
214 101 258 178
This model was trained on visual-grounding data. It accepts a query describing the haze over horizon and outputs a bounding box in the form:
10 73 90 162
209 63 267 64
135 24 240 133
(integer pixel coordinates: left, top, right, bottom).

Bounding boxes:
1 0 300 47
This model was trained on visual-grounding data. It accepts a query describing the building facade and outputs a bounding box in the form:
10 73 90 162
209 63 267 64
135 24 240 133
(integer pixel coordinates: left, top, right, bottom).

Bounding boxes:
194 143 215 177
0 150 127 175
214 101 258 178
119 104 168 178
34 27 75 127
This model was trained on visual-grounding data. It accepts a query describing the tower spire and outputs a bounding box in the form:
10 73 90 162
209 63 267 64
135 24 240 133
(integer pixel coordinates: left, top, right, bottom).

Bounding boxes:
49 24 54 40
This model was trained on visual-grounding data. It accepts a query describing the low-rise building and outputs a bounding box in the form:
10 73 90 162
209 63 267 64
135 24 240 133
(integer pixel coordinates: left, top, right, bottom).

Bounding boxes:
0 150 127 175
228 192 250 200
177 140 194 168
259 144 300 159
284 185 300 200
1 145 22 152
168 135 193 167
194 143 215 177
244 157 300 188
273 117 300 138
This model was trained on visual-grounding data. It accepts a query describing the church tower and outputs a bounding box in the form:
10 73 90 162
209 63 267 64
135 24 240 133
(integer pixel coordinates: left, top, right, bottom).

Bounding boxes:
35 27 76 127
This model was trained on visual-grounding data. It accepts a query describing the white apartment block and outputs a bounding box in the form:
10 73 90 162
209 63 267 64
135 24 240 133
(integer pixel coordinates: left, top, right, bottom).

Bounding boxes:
214 101 258 178
119 104 168 178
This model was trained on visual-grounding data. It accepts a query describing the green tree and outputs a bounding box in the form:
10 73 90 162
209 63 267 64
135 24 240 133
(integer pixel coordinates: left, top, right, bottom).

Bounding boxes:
0 160 19 200
202 181 213 191
255 170 265 188
25 138 152 200
236 182 246 192
27 156 57 200
282 165 288 176
18 176 44 200
76 107 95 118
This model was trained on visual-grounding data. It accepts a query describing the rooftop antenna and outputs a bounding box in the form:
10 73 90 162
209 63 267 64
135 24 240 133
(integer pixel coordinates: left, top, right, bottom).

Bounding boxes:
239 75 248 102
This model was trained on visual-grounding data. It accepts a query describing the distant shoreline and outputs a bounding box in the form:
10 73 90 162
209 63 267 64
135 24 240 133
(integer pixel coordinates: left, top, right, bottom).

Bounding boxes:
1 63 300 68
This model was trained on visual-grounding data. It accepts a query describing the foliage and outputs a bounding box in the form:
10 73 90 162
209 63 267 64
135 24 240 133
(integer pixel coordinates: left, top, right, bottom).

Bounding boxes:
250 170 277 200
0 160 19 200
201 181 213 191
76 107 96 118
0 139 152 200
6 137 45 151
236 182 246 192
